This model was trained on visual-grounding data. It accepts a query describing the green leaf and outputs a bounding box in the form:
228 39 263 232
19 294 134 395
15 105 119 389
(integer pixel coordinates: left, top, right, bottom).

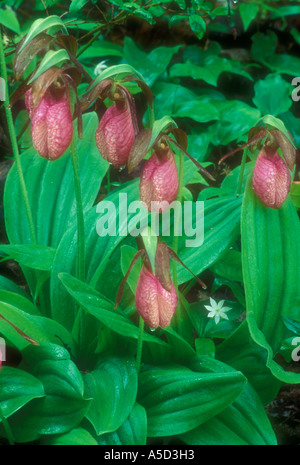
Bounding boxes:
210 249 243 283
253 74 292 116
79 40 123 60
241 180 300 383
290 182 300 210
216 321 281 406
189 14 206 39
15 343 91 436
0 292 55 345
97 403 147 445
89 64 146 90
0 244 56 271
208 100 261 146
4 112 108 313
50 180 146 330
148 116 177 150
43 427 97 445
239 3 259 31
121 245 142 295
124 37 181 86
180 357 277 445
175 194 242 284
171 96 220 123
251 31 300 77
0 6 20 33
170 56 253 87
280 111 300 149
84 356 137 435
70 0 88 13
29 49 70 84
138 362 246 437
19 15 67 53
0 367 44 419
5 111 107 248
0 276 30 300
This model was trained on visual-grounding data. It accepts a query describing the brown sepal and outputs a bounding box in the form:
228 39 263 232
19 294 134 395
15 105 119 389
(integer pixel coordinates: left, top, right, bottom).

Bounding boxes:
14 33 53 81
114 249 145 309
127 128 152 173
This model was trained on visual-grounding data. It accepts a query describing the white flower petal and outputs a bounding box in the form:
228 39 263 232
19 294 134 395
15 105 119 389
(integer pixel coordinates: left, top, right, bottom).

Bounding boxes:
221 313 229 320
209 297 217 308
221 306 232 313
214 314 220 324
207 312 215 318
204 305 213 312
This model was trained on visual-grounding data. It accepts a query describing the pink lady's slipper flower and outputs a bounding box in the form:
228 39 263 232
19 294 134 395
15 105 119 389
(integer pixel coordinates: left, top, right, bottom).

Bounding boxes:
25 87 73 161
252 150 291 209
139 147 179 212
135 265 178 329
115 240 206 330
95 98 136 168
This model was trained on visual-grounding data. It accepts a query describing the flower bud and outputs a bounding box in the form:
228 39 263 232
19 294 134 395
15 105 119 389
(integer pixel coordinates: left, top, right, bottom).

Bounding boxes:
26 87 73 161
139 149 179 212
252 150 291 209
95 100 135 168
135 265 178 329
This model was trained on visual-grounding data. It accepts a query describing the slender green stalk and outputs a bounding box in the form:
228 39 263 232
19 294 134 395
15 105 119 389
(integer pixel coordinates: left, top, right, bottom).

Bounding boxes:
136 316 144 373
0 30 36 244
70 130 85 282
0 408 14 445
106 167 111 194
172 150 184 291
237 147 248 197
149 106 155 129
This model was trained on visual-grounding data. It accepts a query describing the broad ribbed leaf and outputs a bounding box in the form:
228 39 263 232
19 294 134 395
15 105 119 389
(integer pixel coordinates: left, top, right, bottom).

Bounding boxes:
138 363 246 437
13 343 91 436
43 427 97 445
241 180 300 383
176 194 242 284
180 357 277 445
19 16 67 53
4 112 108 312
4 112 107 248
0 367 44 419
216 321 281 406
97 403 147 445
50 180 147 330
0 244 56 271
84 356 137 435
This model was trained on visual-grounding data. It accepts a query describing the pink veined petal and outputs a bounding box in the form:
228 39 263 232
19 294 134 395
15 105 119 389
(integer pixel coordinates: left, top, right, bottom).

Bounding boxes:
95 102 135 168
252 150 291 209
26 88 73 160
139 150 179 212
135 266 178 329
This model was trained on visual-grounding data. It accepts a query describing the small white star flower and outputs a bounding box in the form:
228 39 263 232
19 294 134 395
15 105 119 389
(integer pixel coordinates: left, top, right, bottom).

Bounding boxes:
204 298 232 325
94 60 108 76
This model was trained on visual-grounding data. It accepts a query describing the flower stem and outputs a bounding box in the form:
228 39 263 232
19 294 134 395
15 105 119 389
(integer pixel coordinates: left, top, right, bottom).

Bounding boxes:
70 129 85 282
0 407 14 445
237 147 248 197
0 31 36 244
172 150 184 291
136 316 144 373
149 106 155 129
